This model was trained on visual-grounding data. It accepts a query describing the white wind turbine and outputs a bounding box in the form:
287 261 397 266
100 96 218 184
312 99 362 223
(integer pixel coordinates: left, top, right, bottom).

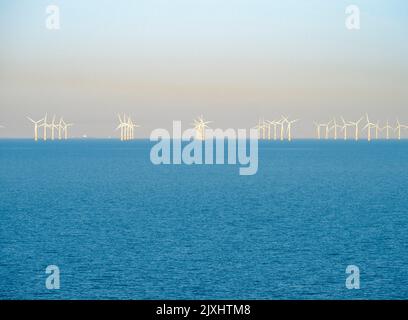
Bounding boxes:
362 114 376 142
128 116 140 140
117 114 128 141
348 117 364 141
279 116 290 141
50 115 58 140
340 116 352 140
27 116 45 141
124 114 131 140
261 118 267 140
192 115 211 140
38 113 49 141
317 120 332 140
374 121 380 140
380 120 393 140
127 117 133 140
282 116 299 142
264 119 272 140
314 120 332 140
266 119 282 141
394 119 408 140
313 122 324 140
329 118 341 140
58 117 65 140
253 119 266 140
324 120 333 139
123 114 130 140
63 122 73 139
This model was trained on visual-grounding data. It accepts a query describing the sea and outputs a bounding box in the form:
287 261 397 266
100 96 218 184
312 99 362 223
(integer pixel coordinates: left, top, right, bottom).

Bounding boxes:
0 139 407 299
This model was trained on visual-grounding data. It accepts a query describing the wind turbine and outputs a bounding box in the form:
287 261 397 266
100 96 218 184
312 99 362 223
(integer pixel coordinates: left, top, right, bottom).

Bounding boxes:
362 114 376 142
38 113 49 141
123 114 130 140
261 118 267 140
199 115 211 140
348 117 364 141
374 121 380 140
395 119 408 140
329 118 341 140
62 121 73 140
264 119 272 140
278 116 287 141
128 116 140 140
282 116 299 141
340 116 352 140
58 117 65 140
50 115 58 140
316 120 332 140
314 120 332 140
27 116 45 141
253 119 266 140
380 120 393 140
117 114 127 141
124 114 132 140
65 123 73 139
192 115 211 140
128 117 133 140
313 122 324 140
266 119 282 141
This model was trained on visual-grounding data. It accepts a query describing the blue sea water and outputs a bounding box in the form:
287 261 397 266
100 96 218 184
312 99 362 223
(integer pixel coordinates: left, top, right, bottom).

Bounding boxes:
0 139 407 300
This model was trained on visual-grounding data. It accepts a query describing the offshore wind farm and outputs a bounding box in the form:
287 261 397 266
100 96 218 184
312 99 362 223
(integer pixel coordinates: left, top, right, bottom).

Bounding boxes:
26 114 74 141
16 114 408 141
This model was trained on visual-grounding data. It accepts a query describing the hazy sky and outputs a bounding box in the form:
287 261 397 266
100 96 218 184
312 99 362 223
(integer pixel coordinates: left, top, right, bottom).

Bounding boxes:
1 0 407 138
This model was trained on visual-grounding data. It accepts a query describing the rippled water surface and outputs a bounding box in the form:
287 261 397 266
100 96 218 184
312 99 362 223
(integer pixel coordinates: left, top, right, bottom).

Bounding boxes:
1 139 407 299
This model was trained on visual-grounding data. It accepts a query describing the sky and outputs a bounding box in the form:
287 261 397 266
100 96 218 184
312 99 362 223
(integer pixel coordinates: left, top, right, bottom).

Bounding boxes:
0 0 407 138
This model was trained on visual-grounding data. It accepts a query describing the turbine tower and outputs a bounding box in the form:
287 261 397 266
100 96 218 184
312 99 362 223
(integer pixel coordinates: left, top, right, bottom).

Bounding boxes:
395 119 408 140
315 120 332 140
50 115 58 140
348 117 364 141
267 119 282 141
63 122 73 140
380 120 393 140
58 117 65 140
313 122 324 140
374 121 380 140
261 118 267 140
340 116 352 140
265 119 271 140
38 113 49 141
27 116 45 141
362 114 376 142
117 114 128 141
282 116 299 142
192 115 211 140
128 116 140 140
253 119 266 140
329 118 341 140
123 114 129 140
